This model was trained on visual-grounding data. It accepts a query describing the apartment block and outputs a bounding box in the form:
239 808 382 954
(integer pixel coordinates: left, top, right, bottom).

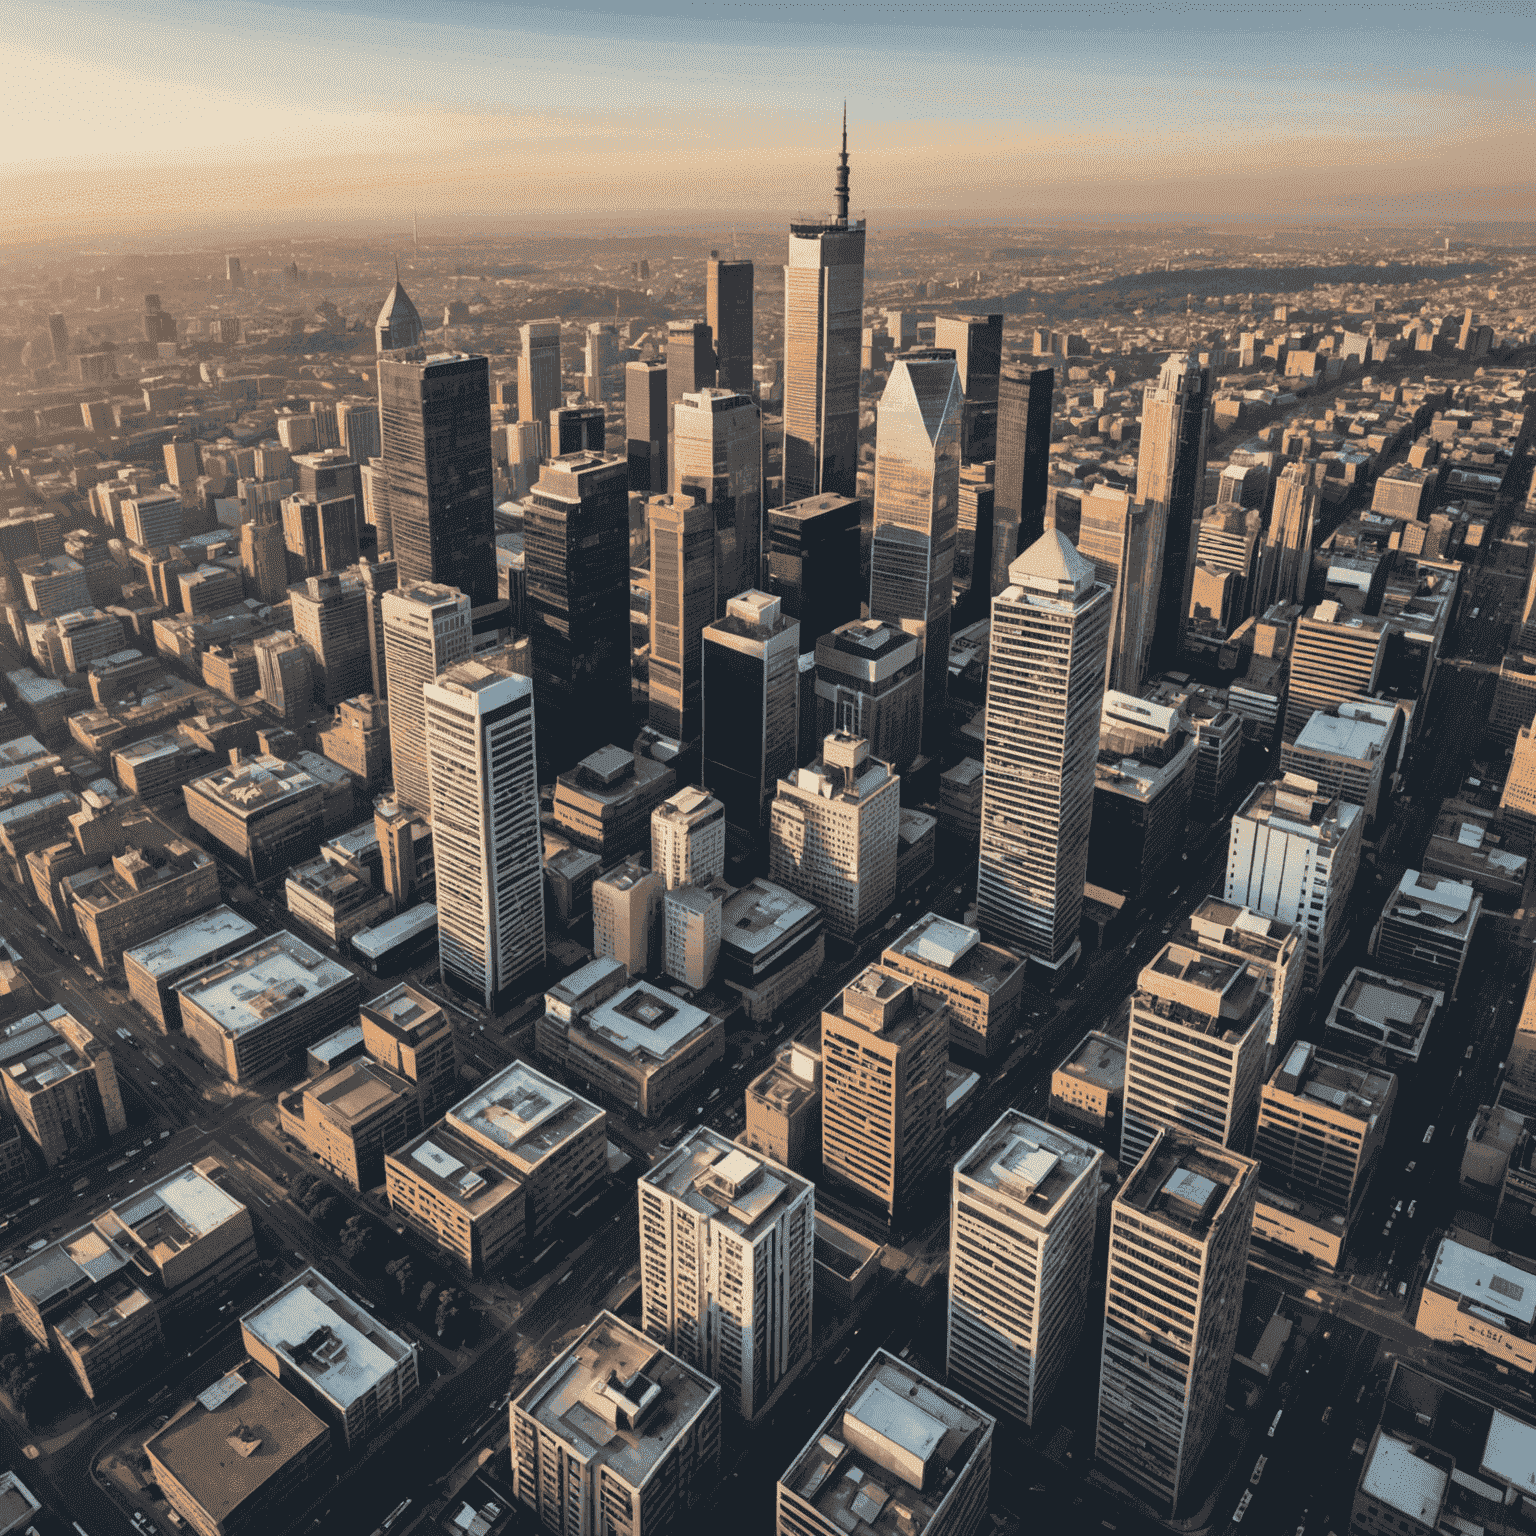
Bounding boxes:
1049 1031 1125 1149
1369 870 1481 1000
183 753 328 885
880 913 1025 1061
68 837 219 971
742 1042 822 1176
652 786 726 890
1280 698 1397 824
662 883 723 990
0 1005 127 1168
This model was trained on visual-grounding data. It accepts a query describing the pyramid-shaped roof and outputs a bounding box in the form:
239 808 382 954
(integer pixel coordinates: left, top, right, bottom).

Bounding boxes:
881 353 961 449
1009 529 1096 598
375 280 422 351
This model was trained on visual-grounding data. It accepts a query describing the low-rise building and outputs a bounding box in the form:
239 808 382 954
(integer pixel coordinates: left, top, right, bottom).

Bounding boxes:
553 745 677 863
742 1041 821 1176
0 1004 126 1168
67 837 219 971
1323 967 1443 1072
122 906 258 1031
283 855 389 946
717 878 825 1024
183 754 326 885
1369 870 1481 1000
1416 1237 1536 1376
1049 1030 1126 1150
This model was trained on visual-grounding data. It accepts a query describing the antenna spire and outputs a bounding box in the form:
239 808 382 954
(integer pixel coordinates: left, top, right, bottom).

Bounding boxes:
834 104 850 225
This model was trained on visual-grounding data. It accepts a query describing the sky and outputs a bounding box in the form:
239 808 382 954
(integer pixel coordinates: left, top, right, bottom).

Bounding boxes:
3 0 1533 237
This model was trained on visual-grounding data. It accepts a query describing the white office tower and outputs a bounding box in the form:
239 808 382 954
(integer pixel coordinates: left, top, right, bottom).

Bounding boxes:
1257 462 1318 611
1226 773 1363 988
1096 1127 1258 1517
381 583 472 813
947 1112 1101 1427
976 531 1111 982
672 388 763 612
639 1127 814 1420
1120 942 1274 1170
425 651 545 1011
652 786 727 891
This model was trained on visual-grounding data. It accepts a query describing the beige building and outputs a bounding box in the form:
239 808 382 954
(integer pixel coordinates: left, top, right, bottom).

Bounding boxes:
880 913 1026 1061
742 1041 821 1176
593 859 664 978
651 786 726 890
1049 1030 1126 1146
0 1004 127 1168
646 493 716 742
123 906 258 1032
1282 602 1387 742
820 966 948 1219
379 582 471 814
1416 1237 1536 1375
662 882 723 990
512 1311 721 1536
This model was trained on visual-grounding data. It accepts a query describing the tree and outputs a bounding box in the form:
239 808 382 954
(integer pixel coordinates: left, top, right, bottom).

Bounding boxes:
435 1288 461 1341
384 1257 416 1299
310 1197 343 1234
337 1215 376 1269
417 1280 438 1317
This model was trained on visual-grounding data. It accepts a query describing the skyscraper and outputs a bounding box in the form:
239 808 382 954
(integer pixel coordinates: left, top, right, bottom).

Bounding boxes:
625 359 669 495
47 313 68 365
1137 353 1213 667
1258 461 1319 611
425 649 545 1010
782 115 865 502
582 322 617 400
976 532 1111 981
765 494 861 655
948 1111 1101 1426
1075 485 1161 694
290 574 371 706
666 320 716 456
374 276 423 354
639 1127 814 1420
934 313 1003 463
651 786 726 891
239 517 286 605
1096 1128 1257 1516
813 620 924 774
992 365 1054 583
868 349 962 757
673 388 763 611
525 451 631 771
707 256 754 395
517 320 561 457
382 583 473 814
647 493 716 742
377 350 496 606
702 591 799 853
337 399 381 464
357 556 398 699
550 403 605 456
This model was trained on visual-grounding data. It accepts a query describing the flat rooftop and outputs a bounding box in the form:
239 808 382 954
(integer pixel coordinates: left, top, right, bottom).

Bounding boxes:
1055 1030 1126 1091
187 754 325 814
747 1045 820 1118
1360 1432 1448 1527
885 913 1020 994
447 1059 602 1169
1326 967 1442 1063
242 1268 414 1411
720 879 820 959
1290 708 1387 763
352 903 437 958
1237 775 1359 846
305 1059 406 1128
643 1127 811 1238
1181 897 1297 967
1268 1041 1394 1127
1384 871 1478 934
0 1006 92 1096
145 1368 328 1525
579 982 716 1064
1117 1129 1255 1241
958 1111 1100 1219
516 1311 717 1490
781 1350 992 1536
1427 1237 1536 1330
391 1121 521 1218
175 932 352 1037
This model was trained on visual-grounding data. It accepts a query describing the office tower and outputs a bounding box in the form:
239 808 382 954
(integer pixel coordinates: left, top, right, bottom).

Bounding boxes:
239 517 287 604
281 494 358 580
425 649 544 1009
291 574 372 706
702 590 799 851
309 400 341 451
955 462 995 608
1280 697 1397 824
648 494 716 741
551 403 604 456
1226 774 1363 987
377 350 496 605
255 632 313 721
934 313 1002 462
992 365 1054 580
375 276 423 353
976 532 1111 980
948 1111 1101 1426
1075 485 1160 692
666 321 716 457
336 399 381 464
819 964 947 1219
765 494 860 651
525 452 631 771
673 388 763 610
768 733 900 942
381 583 472 813
1120 941 1273 1170
781 115 865 502
707 256 754 394
121 489 183 550
164 438 198 489
593 860 663 977
641 1127 813 1421
1191 506 1262 629
277 411 320 455
1282 603 1388 742
1259 462 1317 611
868 350 962 755
225 255 242 286
518 320 561 455
626 360 669 494
881 914 1027 1061
652 786 726 890
46 313 69 364
583 322 617 400
1369 870 1481 1000
1251 1041 1395 1270
357 556 398 698
1096 1128 1257 1516
813 619 923 774
776 1350 993 1536
1136 353 1213 667
512 1311 721 1536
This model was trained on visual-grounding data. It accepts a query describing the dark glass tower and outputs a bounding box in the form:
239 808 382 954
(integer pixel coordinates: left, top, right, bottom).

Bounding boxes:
992 364 1055 587
766 493 861 653
626 359 668 494
377 349 496 606
707 256 755 394
934 313 1002 463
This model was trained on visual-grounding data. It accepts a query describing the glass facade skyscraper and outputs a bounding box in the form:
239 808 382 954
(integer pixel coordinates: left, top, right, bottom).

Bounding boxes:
992 364 1054 588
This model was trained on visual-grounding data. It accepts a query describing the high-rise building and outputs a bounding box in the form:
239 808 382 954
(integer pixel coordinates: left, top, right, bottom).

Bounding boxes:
707 256 754 395
991 365 1054 583
582 322 617 400
592 859 664 978
666 320 715 458
813 619 924 774
702 590 799 851
337 399 381 465
626 360 669 495
424 650 544 1010
280 493 358 580
1096 1128 1257 1516
819 964 948 1219
765 494 860 652
1369 870 1481 1000
1283 603 1388 742
225 254 243 286
781 117 865 502
1191 506 1262 631
647 494 716 742
517 320 561 456
381 583 472 813
652 786 726 891
948 1111 1101 1426
768 732 900 943
46 313 69 364
640 1127 814 1420
976 532 1111 981
955 462 996 609
375 276 423 353
524 451 631 771
933 313 1002 463
1120 941 1274 1170
881 913 1026 1062
1257 462 1317 611
868 350 962 755
377 349 496 606
550 403 605 456
239 517 287 605
254 632 313 722
1076 486 1160 693
1226 773 1364 987
290 574 372 706
673 388 762 611
1136 353 1212 666
356 556 398 698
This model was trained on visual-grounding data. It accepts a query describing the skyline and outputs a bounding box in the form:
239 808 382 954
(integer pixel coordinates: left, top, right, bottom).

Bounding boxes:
5 0 1534 239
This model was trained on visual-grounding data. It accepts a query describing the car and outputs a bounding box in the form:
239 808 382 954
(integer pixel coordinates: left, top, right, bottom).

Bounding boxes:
1321 1405 1333 1426
1234 1490 1253 1523
1407 1200 1417 1218
1251 1455 1268 1486
1397 1281 1408 1298
1405 1160 1417 1174
1465 1045 1475 1060
1269 1410 1283 1437
1394 1200 1403 1214
1423 1125 1435 1144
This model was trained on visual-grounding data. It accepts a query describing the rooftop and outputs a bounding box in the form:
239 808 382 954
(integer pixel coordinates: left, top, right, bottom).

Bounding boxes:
1291 708 1388 764
1268 1041 1394 1126
1383 871 1479 934
175 932 352 1037
578 982 717 1064
1117 1128 1255 1240
957 1111 1101 1220
884 914 1021 994
1360 1431 1449 1527
1180 898 1297 967
351 903 438 959
1325 967 1443 1064
643 1127 811 1238
825 965 945 1047
1236 774 1360 846
746 1044 820 1118
1056 1030 1127 1091
0 1005 93 1096
1427 1237 1536 1330
447 1059 603 1169
719 879 821 959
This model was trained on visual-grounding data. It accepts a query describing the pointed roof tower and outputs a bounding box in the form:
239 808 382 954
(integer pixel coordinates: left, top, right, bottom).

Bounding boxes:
1010 528 1098 600
375 273 423 355
833 104 850 227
